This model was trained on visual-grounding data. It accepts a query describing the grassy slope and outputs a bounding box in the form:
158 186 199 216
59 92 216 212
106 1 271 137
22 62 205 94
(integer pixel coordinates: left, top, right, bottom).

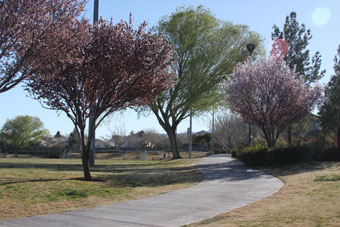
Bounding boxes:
190 161 340 227
0 153 205 220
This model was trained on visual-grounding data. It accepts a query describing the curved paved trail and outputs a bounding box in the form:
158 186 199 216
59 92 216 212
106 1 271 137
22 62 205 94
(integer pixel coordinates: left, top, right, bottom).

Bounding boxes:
0 154 283 227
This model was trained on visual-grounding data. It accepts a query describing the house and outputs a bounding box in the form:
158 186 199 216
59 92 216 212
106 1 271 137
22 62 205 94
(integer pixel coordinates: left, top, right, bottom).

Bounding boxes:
40 136 115 149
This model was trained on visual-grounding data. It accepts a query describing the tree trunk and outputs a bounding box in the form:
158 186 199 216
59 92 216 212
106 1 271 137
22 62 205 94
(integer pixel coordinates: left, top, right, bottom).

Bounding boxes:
248 124 251 146
264 132 275 148
166 127 181 159
337 126 340 151
81 146 92 181
287 126 292 146
267 139 275 148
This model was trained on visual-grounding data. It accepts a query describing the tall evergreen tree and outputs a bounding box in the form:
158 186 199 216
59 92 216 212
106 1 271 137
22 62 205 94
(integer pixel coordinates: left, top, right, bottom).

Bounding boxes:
319 45 340 150
272 12 325 84
272 11 325 145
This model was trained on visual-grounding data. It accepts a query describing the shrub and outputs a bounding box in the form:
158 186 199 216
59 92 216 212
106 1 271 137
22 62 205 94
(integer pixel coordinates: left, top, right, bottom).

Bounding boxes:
311 134 334 150
233 146 271 166
213 148 227 154
233 145 308 166
275 137 288 148
250 138 268 148
314 147 340 161
292 137 302 146
269 145 307 164
230 148 238 157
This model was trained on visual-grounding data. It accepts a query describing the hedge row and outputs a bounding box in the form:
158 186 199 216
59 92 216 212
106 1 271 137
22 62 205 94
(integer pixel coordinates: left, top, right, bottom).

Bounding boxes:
231 140 340 166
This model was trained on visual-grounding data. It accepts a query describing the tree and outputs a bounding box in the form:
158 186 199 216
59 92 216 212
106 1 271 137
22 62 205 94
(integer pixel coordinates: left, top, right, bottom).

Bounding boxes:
131 130 147 148
319 45 340 150
148 6 264 158
192 133 211 147
0 115 49 156
0 0 85 94
226 58 322 147
143 129 167 149
54 131 62 138
272 11 325 145
111 134 124 150
272 12 325 83
213 113 249 151
110 126 126 151
68 128 81 152
26 17 175 181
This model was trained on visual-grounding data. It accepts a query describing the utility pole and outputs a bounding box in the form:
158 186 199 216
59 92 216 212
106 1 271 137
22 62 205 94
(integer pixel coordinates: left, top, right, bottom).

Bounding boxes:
246 43 255 146
210 108 215 154
89 0 99 167
188 110 192 159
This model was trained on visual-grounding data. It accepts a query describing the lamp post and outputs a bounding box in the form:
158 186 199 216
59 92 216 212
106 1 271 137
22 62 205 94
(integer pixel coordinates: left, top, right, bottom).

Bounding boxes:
89 0 99 167
210 107 215 154
246 43 255 56
246 43 255 146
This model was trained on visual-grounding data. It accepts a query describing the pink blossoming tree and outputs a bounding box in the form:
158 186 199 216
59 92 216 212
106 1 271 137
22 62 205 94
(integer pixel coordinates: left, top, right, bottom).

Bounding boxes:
226 58 322 147
26 17 176 181
270 38 289 59
0 0 86 93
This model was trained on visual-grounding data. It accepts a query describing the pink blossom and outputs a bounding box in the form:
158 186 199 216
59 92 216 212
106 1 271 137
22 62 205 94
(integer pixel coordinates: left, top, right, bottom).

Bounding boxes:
226 57 322 147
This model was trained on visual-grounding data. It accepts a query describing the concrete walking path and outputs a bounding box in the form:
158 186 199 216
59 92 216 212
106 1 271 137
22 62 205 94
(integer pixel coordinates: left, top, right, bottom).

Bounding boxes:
0 154 283 227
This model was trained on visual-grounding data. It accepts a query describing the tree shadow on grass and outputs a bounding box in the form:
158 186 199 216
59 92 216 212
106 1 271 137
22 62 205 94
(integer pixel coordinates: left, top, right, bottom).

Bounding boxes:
102 166 202 188
0 162 203 187
1 155 312 188
0 162 170 172
0 157 293 187
0 178 63 186
257 161 337 178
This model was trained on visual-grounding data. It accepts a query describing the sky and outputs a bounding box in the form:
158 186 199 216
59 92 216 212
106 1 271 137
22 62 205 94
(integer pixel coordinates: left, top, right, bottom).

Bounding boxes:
0 0 339 138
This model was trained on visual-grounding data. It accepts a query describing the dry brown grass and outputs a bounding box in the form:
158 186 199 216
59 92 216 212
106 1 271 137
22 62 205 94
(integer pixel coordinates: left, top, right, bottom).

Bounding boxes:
0 152 207 220
190 162 340 227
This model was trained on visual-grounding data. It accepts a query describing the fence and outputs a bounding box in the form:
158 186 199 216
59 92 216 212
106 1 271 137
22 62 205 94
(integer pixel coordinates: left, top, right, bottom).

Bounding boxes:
0 146 210 159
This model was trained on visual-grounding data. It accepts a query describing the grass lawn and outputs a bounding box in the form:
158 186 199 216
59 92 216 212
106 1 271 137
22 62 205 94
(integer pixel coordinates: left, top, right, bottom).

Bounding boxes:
190 161 340 227
0 152 206 220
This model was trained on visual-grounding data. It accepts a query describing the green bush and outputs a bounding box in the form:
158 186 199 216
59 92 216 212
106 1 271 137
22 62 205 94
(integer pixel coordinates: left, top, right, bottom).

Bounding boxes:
233 146 271 166
275 137 288 148
232 145 307 166
314 147 340 161
292 137 302 146
250 138 268 148
311 134 334 150
213 148 227 154
230 148 238 157
269 145 307 164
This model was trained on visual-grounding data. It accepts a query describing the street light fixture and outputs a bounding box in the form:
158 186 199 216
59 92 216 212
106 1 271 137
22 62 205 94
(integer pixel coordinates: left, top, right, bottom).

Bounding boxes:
246 43 256 56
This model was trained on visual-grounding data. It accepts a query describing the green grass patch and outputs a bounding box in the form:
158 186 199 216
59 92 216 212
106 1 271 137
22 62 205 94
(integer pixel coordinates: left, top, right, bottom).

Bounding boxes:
58 189 88 199
314 175 340 182
189 162 340 227
0 154 205 220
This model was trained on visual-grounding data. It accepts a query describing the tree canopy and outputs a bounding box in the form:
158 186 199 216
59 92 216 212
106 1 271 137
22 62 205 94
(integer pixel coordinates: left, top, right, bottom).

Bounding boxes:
319 45 340 148
226 58 322 147
148 6 264 158
0 115 49 154
26 16 175 180
0 0 86 94
272 11 325 84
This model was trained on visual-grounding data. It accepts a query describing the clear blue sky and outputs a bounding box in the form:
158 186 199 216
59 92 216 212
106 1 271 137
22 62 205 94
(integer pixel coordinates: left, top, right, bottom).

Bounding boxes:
0 0 339 138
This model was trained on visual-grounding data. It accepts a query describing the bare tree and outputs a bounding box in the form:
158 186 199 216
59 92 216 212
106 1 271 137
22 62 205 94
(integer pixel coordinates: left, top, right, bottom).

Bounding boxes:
110 125 126 151
213 113 249 151
143 129 167 149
